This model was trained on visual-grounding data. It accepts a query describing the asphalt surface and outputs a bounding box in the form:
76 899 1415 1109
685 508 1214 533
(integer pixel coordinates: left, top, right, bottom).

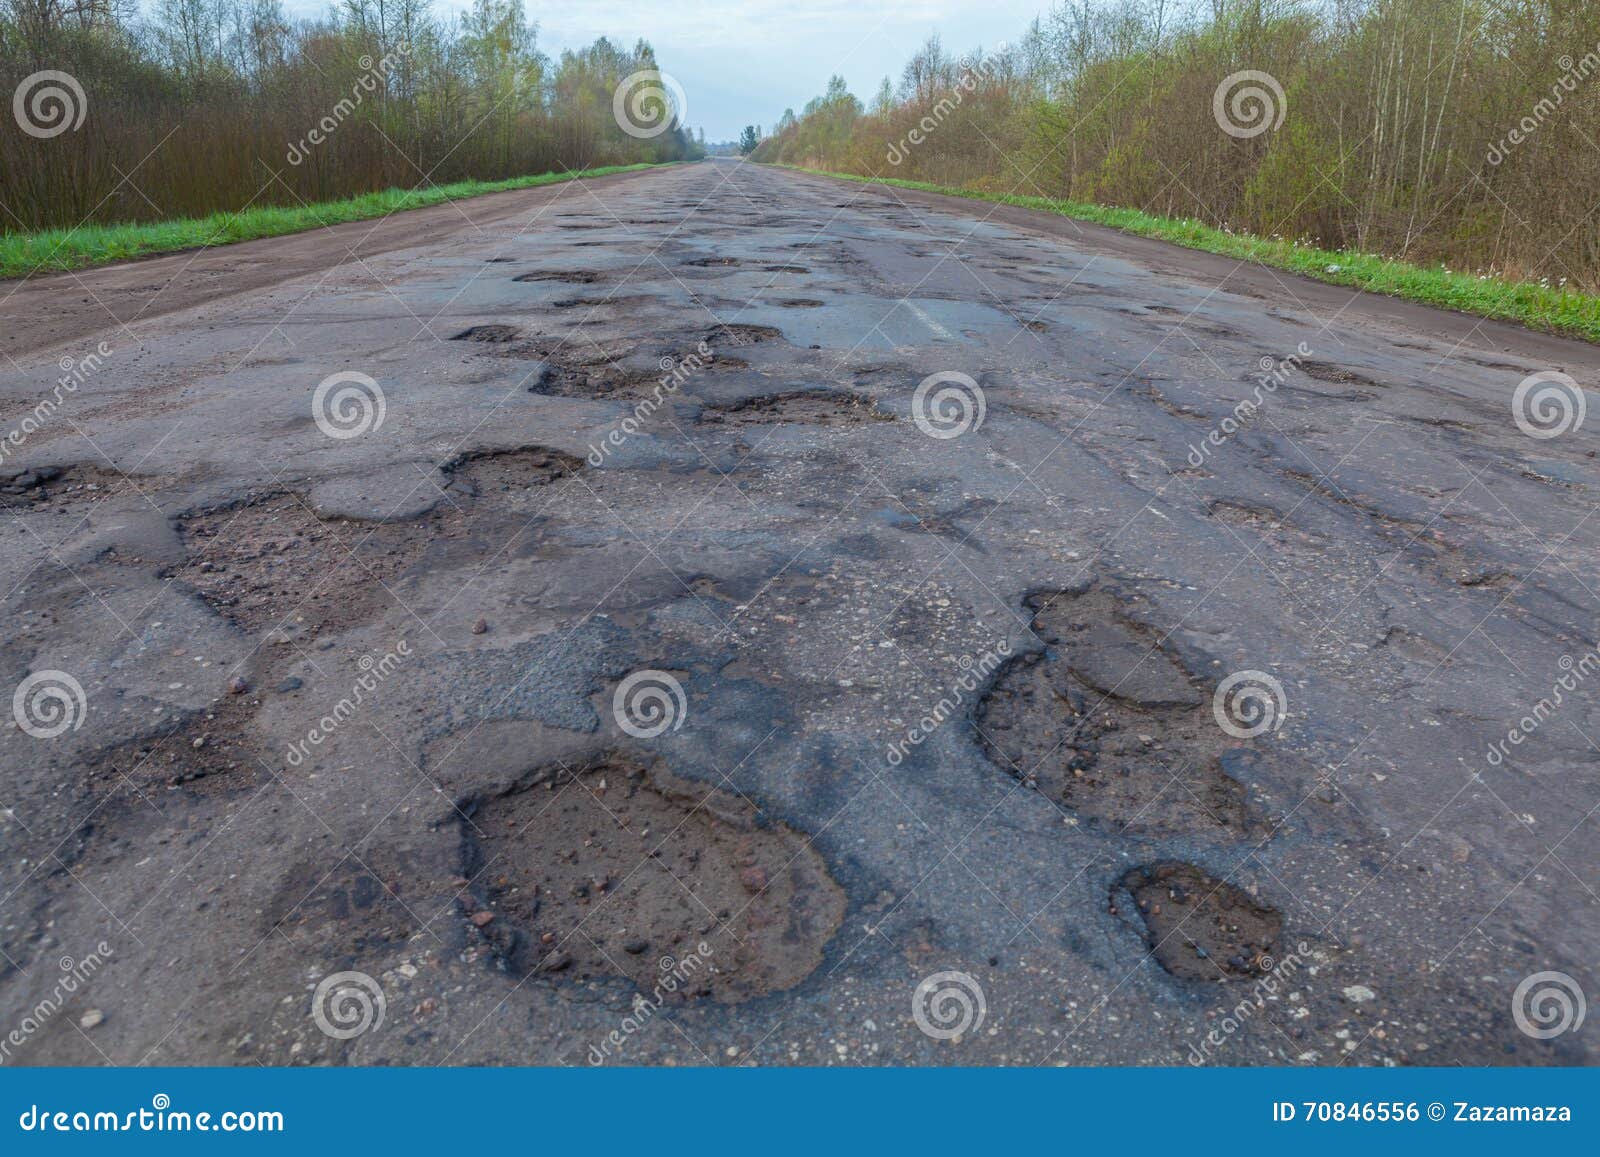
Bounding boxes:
1 157 1597 1066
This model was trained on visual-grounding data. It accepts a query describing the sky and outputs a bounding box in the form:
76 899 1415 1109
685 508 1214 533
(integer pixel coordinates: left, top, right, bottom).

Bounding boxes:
275 0 1048 141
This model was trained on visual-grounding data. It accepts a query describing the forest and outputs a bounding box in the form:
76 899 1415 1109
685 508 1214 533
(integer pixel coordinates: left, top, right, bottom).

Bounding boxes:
753 0 1600 288
0 0 701 232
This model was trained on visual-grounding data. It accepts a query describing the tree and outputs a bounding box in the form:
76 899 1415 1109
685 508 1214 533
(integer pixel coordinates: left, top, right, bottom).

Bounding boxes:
738 124 759 154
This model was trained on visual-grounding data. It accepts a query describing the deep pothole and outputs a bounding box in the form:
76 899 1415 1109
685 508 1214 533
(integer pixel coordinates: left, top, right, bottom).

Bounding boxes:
1116 862 1282 981
974 585 1257 838
456 754 845 1002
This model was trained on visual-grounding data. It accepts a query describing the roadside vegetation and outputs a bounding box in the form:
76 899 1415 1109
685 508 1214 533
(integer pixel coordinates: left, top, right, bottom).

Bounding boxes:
0 163 662 278
1 0 702 236
753 0 1600 339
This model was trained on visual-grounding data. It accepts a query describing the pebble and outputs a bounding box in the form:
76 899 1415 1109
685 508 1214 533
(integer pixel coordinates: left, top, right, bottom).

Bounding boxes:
471 618 488 635
1343 984 1376 1003
227 676 249 695
275 677 303 693
470 911 495 927
623 938 649 954
79 1009 104 1029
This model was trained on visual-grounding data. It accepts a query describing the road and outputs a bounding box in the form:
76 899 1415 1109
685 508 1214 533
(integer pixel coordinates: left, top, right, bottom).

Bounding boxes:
2 157 1597 1066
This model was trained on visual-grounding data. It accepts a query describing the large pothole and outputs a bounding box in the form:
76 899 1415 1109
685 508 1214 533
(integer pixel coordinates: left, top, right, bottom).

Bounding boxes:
974 586 1256 838
173 492 448 635
175 448 579 634
457 754 845 1002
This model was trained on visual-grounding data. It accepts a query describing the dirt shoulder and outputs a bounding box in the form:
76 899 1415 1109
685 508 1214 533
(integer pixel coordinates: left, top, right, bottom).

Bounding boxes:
0 165 672 360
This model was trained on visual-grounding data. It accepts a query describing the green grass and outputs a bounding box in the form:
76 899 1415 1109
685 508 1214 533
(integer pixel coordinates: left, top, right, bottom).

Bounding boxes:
0 164 667 281
779 165 1600 345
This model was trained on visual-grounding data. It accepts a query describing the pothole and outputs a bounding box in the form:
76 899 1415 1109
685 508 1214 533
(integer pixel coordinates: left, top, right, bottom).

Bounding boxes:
173 492 453 634
89 710 264 797
513 270 606 285
476 325 777 399
698 390 889 427
709 323 782 347
1117 862 1282 981
1299 360 1382 388
441 446 583 508
551 295 657 311
452 324 521 343
973 586 1256 838
458 754 845 1001
0 463 164 512
681 256 739 267
775 298 824 309
171 444 577 633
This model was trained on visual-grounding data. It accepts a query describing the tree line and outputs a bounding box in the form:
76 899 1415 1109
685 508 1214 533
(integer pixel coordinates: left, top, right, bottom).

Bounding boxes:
753 0 1600 289
1 0 702 232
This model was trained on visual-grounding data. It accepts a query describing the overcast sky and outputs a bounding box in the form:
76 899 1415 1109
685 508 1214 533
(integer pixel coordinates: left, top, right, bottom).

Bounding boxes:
274 0 1046 140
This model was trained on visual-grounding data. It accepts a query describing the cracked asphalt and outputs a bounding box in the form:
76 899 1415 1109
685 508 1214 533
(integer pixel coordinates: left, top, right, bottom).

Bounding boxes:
2 157 1597 1066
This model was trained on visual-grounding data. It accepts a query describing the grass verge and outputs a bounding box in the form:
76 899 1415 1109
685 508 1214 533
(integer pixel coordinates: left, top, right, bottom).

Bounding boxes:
780 165 1600 345
0 164 666 280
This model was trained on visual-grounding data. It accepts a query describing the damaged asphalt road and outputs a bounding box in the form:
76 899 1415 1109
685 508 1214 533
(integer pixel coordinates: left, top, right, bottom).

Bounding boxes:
1 157 1597 1066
